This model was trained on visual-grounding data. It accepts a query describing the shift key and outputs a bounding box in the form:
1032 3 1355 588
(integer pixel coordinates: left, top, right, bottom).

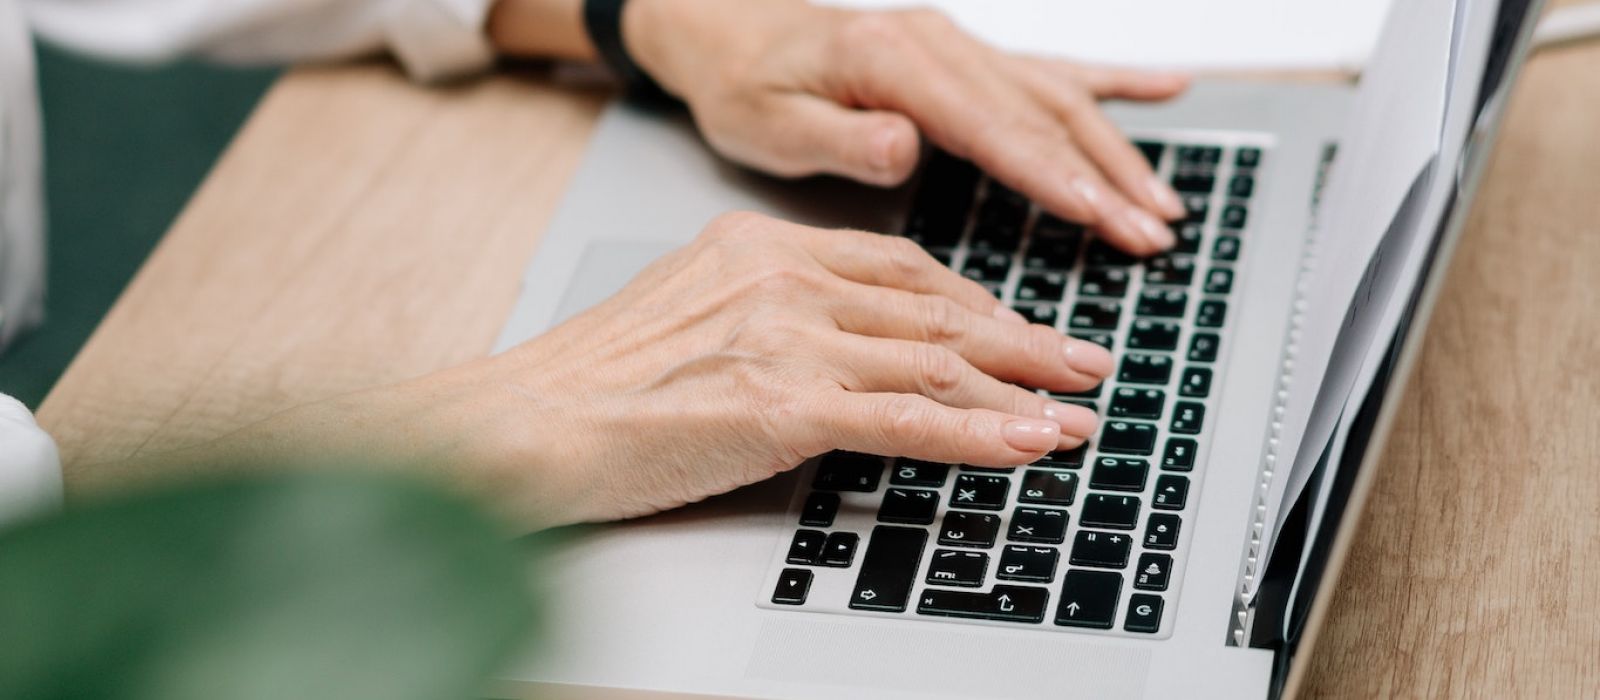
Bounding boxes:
849 526 929 612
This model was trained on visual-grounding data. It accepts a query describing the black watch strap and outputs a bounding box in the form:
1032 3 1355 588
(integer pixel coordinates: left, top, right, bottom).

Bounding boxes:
583 0 676 104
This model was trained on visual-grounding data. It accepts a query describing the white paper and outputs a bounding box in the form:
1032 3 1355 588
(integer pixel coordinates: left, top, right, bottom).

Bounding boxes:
1246 0 1459 598
816 0 1393 71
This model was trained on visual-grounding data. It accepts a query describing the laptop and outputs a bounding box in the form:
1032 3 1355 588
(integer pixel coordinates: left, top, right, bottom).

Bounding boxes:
486 0 1543 697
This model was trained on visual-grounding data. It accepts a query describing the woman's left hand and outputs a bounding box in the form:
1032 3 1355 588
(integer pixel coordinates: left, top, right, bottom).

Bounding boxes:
619 0 1191 255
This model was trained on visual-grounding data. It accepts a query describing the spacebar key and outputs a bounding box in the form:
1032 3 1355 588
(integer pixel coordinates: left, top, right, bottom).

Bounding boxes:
917 585 1049 623
849 526 928 612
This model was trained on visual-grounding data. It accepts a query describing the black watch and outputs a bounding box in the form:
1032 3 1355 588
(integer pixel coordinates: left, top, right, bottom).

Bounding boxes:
583 0 677 104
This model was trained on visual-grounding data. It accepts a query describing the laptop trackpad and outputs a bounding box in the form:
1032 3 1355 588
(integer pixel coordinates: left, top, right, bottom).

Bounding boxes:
552 239 682 326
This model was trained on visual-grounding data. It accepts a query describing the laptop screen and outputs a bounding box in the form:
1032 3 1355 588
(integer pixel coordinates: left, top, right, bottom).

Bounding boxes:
1259 0 1544 694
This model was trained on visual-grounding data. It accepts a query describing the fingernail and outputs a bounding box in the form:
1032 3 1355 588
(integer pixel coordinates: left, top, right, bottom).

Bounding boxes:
1147 176 1186 220
994 305 1029 324
1070 178 1106 215
1003 419 1061 452
1041 401 1099 439
1063 337 1115 376
1126 208 1176 251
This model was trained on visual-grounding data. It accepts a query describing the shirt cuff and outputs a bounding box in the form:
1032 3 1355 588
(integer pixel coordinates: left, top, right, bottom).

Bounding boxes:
384 0 499 82
0 393 62 529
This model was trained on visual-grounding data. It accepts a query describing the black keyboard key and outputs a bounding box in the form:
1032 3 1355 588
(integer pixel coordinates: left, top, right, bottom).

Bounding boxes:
1171 401 1205 435
1182 196 1209 225
971 184 1029 251
1162 438 1198 472
814 452 883 492
1086 240 1137 267
1016 270 1068 303
903 154 979 248
1134 140 1164 167
1171 172 1215 194
961 251 1013 283
1134 553 1173 591
890 459 950 488
1144 256 1196 287
1013 303 1059 327
1213 235 1241 262
1025 216 1084 269
772 568 814 605
1235 146 1262 169
1019 469 1077 506
1136 289 1189 319
1128 319 1181 351
1180 367 1213 398
879 487 941 525
1108 387 1166 420
1008 507 1069 544
1070 332 1114 352
997 545 1059 582
1069 301 1122 331
849 526 928 612
1089 456 1150 492
1188 332 1220 362
844 527 934 610
926 549 988 587
1203 268 1234 295
1228 174 1255 199
1196 300 1227 328
1174 222 1204 254
1055 569 1122 629
1070 529 1133 568
1081 493 1142 530
1124 593 1165 633
918 584 1050 624
950 473 1010 510
821 532 860 567
1037 444 1088 469
1221 203 1249 229
1119 353 1174 385
800 491 840 527
1079 267 1131 297
787 529 826 565
938 511 1001 548
1099 421 1158 455
1153 475 1190 511
1144 513 1181 550
1177 144 1221 165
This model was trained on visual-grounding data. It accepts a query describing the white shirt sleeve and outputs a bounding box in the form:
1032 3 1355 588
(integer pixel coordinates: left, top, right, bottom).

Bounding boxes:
22 0 499 83
0 393 61 528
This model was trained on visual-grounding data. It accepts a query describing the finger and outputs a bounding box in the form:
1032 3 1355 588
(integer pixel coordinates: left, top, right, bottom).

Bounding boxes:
824 21 1173 254
796 227 1025 322
825 279 1112 391
1026 59 1191 102
1015 59 1185 220
807 390 1065 466
823 333 1097 445
758 93 923 186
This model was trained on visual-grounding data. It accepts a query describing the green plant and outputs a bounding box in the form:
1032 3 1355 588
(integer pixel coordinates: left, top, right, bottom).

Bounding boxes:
0 470 539 700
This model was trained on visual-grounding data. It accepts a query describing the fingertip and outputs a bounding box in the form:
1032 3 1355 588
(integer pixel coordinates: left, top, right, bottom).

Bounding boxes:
1063 336 1115 377
1042 401 1099 440
866 115 921 186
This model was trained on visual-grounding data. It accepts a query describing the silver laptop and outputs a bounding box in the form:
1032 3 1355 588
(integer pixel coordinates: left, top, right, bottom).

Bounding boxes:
487 1 1542 697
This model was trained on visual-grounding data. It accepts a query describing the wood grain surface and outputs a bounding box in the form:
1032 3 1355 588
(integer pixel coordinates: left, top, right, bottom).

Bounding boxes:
37 17 1600 700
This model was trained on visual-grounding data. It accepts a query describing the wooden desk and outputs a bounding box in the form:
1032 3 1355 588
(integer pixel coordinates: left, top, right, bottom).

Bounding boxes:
38 22 1600 700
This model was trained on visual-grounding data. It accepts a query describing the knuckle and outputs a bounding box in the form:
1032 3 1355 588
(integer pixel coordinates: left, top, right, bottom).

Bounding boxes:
881 235 932 277
876 394 934 444
838 12 911 48
952 411 993 452
703 210 771 242
1021 325 1065 365
921 297 969 345
916 345 968 396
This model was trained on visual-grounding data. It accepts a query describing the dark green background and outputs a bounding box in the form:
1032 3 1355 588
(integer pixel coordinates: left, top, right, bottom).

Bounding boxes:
0 43 278 408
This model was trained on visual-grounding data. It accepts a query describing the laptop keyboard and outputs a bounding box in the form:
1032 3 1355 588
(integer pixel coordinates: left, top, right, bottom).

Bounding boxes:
759 134 1268 638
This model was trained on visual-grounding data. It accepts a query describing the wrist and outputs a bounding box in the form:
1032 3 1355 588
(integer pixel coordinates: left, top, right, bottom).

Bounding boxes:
621 0 812 100
487 0 596 61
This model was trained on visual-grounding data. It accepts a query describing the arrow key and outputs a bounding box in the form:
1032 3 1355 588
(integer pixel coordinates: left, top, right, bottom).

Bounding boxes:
786 529 826 565
1055 569 1122 629
772 568 813 605
821 532 860 567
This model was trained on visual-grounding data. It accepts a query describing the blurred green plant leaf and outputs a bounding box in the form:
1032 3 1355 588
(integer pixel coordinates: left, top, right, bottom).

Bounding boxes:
0 470 537 700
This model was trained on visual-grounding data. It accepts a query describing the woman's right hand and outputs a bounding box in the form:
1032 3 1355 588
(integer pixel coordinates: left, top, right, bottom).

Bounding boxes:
210 212 1113 530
